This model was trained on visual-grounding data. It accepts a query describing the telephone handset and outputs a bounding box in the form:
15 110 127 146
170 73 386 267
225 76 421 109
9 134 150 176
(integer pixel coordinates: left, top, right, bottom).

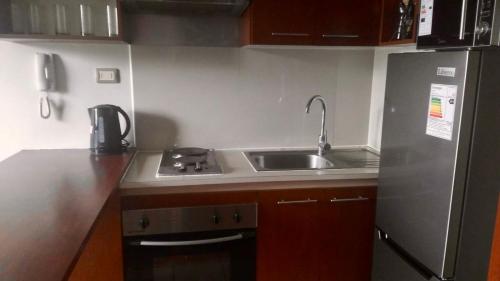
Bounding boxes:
35 53 55 119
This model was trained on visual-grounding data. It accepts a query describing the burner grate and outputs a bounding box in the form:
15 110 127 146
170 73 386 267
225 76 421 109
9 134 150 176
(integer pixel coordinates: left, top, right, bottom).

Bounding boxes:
157 149 223 177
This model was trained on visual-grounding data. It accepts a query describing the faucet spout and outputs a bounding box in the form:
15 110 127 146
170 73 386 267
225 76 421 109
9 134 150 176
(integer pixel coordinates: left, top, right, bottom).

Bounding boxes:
305 95 331 156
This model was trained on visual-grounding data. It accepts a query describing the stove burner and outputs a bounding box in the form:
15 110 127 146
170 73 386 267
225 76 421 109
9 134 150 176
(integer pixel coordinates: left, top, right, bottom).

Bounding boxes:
170 147 209 158
157 148 223 177
173 159 206 171
171 154 208 172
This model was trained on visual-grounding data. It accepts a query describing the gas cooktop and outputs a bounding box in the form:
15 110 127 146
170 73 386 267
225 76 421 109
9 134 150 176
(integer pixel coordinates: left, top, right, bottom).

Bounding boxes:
157 147 223 177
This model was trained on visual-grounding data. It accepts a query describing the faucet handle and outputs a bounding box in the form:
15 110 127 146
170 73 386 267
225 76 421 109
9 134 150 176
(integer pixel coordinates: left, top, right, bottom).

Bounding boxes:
318 142 331 156
318 134 331 155
318 134 328 145
322 142 331 151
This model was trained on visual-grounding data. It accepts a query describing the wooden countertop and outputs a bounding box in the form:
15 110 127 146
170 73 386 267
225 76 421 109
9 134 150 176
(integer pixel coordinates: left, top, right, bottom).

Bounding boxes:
0 149 133 281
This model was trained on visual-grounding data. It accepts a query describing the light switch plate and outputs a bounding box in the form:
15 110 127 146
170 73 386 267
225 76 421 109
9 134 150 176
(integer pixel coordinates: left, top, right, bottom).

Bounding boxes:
96 68 120 83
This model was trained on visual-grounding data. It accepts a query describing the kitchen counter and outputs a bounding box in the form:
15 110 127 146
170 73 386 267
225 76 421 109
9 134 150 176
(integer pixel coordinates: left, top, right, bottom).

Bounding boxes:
121 148 379 195
0 149 133 281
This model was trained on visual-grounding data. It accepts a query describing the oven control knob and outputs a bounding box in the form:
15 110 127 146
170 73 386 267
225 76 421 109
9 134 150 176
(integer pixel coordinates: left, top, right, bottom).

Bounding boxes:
139 217 150 229
211 215 220 224
233 212 241 223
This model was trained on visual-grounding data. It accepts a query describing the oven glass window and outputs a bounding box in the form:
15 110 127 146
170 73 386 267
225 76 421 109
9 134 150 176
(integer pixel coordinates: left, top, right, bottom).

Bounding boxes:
153 252 231 281
124 231 256 281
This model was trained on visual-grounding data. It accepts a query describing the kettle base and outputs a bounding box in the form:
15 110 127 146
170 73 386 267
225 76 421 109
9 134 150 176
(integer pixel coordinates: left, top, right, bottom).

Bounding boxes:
90 146 128 155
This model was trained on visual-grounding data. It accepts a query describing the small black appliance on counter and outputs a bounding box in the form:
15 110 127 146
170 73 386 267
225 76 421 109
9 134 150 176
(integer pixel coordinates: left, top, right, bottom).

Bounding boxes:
88 104 131 154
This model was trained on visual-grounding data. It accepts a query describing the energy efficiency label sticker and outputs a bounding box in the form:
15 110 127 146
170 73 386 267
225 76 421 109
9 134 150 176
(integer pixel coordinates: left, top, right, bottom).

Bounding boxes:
426 83 457 141
419 0 434 36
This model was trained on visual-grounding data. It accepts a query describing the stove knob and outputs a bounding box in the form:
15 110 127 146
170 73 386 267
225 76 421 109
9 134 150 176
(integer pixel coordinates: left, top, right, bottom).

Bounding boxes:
195 162 202 171
138 217 150 230
211 214 220 224
233 212 241 223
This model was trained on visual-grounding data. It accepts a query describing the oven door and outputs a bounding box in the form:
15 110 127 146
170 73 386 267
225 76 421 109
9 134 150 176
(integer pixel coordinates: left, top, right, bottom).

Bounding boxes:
124 230 256 281
417 0 478 49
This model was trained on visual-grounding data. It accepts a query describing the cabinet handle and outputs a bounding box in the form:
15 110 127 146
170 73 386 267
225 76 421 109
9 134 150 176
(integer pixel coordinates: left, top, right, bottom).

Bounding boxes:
277 199 318 205
272 32 310 37
322 34 360 38
330 196 369 203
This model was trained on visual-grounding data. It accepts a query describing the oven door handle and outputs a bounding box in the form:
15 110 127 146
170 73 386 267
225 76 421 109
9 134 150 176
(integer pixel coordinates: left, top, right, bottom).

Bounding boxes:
132 233 245 247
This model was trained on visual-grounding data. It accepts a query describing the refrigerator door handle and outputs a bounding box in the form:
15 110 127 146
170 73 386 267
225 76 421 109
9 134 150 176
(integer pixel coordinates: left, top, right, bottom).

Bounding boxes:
377 229 436 280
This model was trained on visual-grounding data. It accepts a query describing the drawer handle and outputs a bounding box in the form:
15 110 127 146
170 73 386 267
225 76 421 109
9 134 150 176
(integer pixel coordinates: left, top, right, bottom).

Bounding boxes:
330 196 369 203
272 32 310 37
277 198 318 205
322 34 360 38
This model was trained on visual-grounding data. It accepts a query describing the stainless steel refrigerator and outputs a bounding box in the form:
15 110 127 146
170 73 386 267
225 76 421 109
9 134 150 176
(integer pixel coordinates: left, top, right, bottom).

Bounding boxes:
373 49 500 281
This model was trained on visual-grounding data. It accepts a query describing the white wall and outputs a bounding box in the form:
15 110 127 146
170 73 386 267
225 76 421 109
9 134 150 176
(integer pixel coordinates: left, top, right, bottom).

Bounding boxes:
131 46 375 150
0 22 380 161
367 45 417 151
0 41 376 161
0 41 133 161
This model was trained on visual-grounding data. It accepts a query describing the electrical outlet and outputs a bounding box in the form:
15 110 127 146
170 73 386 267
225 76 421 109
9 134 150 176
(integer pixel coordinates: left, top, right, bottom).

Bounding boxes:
96 68 120 83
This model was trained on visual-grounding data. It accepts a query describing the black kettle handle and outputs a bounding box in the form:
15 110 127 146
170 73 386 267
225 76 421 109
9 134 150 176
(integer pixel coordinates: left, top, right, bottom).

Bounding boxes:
114 106 131 140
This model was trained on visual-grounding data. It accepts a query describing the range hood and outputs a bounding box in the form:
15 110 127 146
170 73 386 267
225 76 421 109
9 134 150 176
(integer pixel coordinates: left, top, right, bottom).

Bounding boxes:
123 0 251 16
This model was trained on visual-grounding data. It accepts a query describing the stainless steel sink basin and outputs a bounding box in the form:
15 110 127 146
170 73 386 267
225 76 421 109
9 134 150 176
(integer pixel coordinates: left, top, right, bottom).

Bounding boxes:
244 149 379 171
245 151 334 171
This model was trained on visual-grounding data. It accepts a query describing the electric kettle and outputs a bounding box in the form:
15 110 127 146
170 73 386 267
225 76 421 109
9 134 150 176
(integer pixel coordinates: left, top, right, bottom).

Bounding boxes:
88 104 131 154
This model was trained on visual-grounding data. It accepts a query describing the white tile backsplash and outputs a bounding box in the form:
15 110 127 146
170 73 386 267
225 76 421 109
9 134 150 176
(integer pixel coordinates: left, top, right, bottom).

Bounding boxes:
131 46 375 150
0 40 377 161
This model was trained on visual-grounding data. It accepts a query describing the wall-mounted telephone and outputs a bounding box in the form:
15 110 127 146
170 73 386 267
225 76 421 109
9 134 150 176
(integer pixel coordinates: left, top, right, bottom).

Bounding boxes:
35 53 55 119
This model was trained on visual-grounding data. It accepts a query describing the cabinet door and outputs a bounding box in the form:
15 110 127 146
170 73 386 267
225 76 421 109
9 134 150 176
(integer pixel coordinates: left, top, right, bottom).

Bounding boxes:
488 195 500 281
246 0 316 45
0 0 12 34
0 0 123 41
257 189 321 281
314 0 381 45
318 188 376 281
68 191 123 281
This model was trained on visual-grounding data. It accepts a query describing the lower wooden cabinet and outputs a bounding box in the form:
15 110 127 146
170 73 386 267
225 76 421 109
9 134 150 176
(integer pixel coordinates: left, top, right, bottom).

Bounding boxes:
488 194 500 281
319 188 376 281
257 189 322 281
257 187 376 281
68 190 124 281
119 184 377 281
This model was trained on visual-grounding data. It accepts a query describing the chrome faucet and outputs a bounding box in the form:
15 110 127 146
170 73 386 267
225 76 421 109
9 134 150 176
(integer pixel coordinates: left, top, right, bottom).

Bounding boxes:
305 95 331 156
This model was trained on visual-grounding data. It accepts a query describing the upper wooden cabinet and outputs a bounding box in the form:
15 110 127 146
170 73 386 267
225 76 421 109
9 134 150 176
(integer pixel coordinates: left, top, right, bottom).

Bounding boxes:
241 0 381 46
0 0 124 42
241 0 315 45
315 0 381 46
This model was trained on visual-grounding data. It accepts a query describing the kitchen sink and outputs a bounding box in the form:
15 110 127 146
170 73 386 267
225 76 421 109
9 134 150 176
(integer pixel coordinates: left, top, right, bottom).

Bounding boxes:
244 148 379 171
245 151 334 171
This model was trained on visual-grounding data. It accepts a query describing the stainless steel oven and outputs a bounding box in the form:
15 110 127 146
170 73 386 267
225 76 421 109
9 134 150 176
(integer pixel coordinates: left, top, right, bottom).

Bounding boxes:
417 0 500 49
122 204 257 281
